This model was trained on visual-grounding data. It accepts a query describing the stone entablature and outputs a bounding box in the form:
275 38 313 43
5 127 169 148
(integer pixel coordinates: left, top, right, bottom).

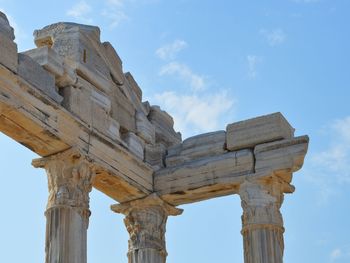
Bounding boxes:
0 11 309 263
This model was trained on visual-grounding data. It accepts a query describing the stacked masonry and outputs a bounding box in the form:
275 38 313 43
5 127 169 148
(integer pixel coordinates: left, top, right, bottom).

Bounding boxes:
0 11 309 263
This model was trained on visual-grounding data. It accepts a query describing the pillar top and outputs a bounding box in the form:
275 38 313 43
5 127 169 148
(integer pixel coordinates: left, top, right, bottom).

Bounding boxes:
31 147 92 168
111 193 183 216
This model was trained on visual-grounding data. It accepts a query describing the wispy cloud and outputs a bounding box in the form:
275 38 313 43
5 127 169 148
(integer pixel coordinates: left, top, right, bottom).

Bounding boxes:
247 55 262 79
260 28 287 46
330 248 342 261
156 39 188 60
102 9 128 28
305 116 350 204
160 62 205 91
153 91 234 137
102 0 128 28
330 245 350 262
312 116 350 184
66 1 92 23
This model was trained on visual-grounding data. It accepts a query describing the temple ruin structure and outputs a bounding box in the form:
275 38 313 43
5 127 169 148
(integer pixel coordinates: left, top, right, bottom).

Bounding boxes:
0 11 309 263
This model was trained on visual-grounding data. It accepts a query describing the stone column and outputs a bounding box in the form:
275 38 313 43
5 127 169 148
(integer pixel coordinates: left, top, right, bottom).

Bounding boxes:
111 194 183 263
239 178 290 263
32 149 95 263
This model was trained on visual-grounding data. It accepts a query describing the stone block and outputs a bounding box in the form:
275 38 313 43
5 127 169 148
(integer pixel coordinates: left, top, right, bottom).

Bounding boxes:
144 143 166 170
24 46 64 76
125 72 142 101
23 47 77 88
136 111 155 144
226 112 294 151
34 23 114 93
106 117 120 141
102 42 124 85
166 131 227 167
122 132 144 160
143 101 151 115
0 12 15 40
18 53 62 103
156 149 255 196
0 33 18 73
61 79 114 139
254 135 309 177
148 105 181 147
111 85 136 132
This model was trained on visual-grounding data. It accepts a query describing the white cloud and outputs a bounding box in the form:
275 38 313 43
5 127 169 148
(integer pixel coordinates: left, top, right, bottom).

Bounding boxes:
102 0 129 28
153 91 234 138
312 116 350 184
156 39 188 60
102 9 128 28
330 248 342 261
247 55 262 79
304 116 350 204
66 1 92 23
159 62 205 91
260 29 286 46
330 246 350 262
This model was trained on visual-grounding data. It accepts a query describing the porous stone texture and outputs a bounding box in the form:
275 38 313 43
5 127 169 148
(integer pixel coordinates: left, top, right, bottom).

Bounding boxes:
226 112 294 151
0 12 17 72
148 106 181 147
18 53 63 103
166 131 226 167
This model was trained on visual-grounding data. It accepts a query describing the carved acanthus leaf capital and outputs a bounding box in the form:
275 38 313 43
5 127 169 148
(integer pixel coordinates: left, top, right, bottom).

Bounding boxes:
239 178 287 231
32 148 95 213
111 194 182 255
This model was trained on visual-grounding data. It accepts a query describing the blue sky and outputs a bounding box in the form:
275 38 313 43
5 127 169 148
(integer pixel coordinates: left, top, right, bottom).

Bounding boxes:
0 0 349 262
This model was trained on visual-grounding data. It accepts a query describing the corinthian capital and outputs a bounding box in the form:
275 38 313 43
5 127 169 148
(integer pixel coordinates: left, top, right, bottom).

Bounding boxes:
32 149 95 211
239 179 287 232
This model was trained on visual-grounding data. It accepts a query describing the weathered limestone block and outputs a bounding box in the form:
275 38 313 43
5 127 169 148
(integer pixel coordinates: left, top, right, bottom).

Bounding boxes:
34 23 114 93
239 179 286 263
155 149 254 200
125 72 142 101
166 131 226 167
254 136 309 180
102 42 124 85
148 105 181 147
143 101 151 115
32 149 95 263
0 12 17 73
111 85 136 132
144 143 166 170
23 46 77 87
111 194 183 263
0 11 15 40
226 112 294 151
122 72 149 117
123 132 145 160
136 111 156 144
61 78 122 141
18 53 63 103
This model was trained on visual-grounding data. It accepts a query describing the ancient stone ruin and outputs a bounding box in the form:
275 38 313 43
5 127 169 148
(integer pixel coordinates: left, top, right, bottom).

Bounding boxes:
0 11 309 263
